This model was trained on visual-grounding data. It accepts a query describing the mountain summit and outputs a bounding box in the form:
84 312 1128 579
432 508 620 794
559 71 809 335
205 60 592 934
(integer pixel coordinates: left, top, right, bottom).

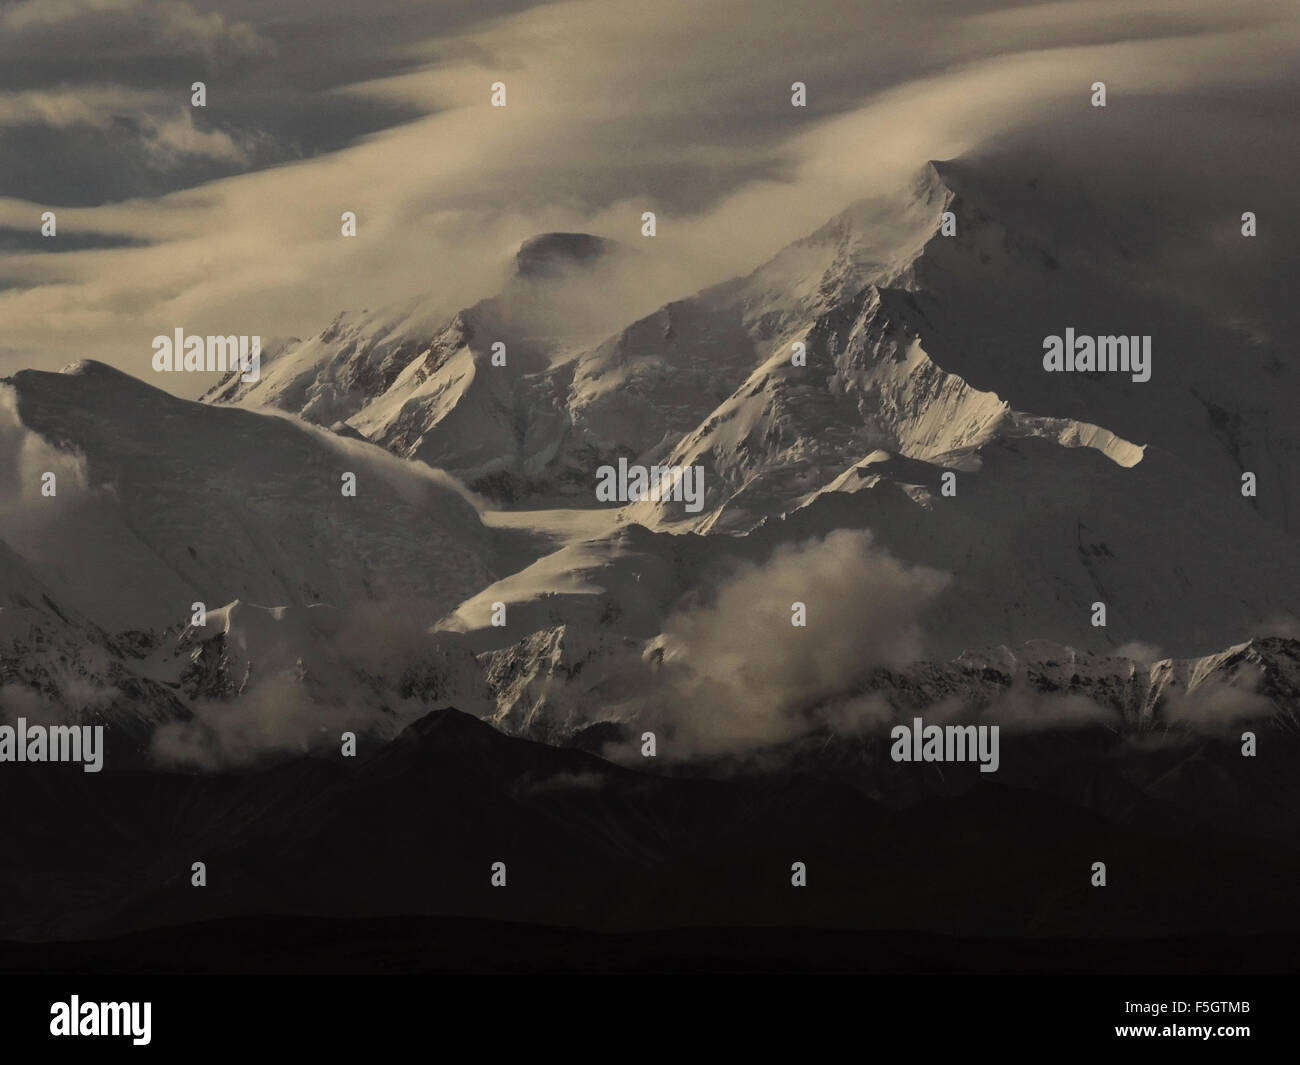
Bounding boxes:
514 232 619 279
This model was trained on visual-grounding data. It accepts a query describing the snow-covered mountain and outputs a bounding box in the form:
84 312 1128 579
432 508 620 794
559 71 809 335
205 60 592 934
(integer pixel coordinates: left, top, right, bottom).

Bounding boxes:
900 157 1300 535
204 157 1299 546
475 616 1300 748
204 174 995 505
201 231 645 499
0 361 507 752
6 359 495 633
449 498 1300 744
4 155 1299 769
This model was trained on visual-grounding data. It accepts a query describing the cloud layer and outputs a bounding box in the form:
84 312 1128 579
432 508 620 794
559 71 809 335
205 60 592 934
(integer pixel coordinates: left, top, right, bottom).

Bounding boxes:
3 0 1299 390
636 529 950 754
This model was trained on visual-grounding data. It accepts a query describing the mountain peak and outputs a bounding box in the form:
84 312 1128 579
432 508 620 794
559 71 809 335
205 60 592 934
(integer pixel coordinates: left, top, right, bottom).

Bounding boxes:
402 706 485 738
513 232 618 279
53 358 136 381
913 159 961 206
387 707 515 760
9 359 173 405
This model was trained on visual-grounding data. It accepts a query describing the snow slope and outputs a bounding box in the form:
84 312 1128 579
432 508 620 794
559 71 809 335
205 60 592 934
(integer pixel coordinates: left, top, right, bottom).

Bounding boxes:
206 165 1162 531
4 360 494 633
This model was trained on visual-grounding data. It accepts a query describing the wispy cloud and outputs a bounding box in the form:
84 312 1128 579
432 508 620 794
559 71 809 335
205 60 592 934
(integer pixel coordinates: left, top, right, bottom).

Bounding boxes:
1 0 274 61
0 86 162 128
0 0 1297 383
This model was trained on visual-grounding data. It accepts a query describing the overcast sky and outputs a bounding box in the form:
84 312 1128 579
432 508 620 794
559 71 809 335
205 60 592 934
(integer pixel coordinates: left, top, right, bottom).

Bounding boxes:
1 0 1298 387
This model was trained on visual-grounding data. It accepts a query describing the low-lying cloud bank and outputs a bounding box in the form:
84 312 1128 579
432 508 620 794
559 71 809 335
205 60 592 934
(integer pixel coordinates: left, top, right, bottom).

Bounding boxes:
633 529 952 755
148 598 493 769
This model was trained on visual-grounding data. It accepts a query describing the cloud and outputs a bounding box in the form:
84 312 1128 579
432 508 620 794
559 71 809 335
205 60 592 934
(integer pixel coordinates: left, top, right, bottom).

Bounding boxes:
2 0 1297 381
149 597 492 769
0 674 120 723
280 408 490 512
150 673 358 769
974 688 1117 733
1 0 274 62
0 88 268 177
1115 640 1164 664
1161 677 1274 731
2 0 139 30
135 109 256 167
0 383 93 558
0 87 163 128
635 529 950 755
